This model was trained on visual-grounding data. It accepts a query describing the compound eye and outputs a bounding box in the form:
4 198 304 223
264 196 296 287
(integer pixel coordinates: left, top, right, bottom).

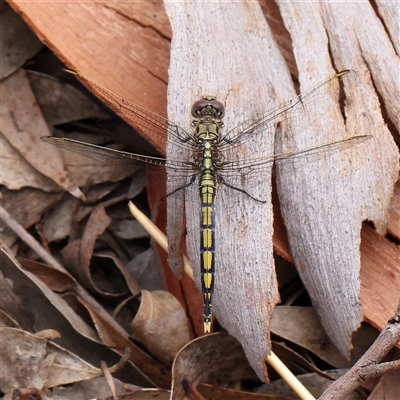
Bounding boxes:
191 97 225 118
191 99 210 117
209 100 225 118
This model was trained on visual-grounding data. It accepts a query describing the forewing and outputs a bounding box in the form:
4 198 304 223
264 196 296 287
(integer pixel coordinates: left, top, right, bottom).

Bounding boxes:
220 70 357 150
41 136 193 170
65 69 195 153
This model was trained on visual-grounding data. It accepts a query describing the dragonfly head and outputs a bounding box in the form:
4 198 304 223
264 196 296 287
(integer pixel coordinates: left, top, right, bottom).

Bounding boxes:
191 96 225 120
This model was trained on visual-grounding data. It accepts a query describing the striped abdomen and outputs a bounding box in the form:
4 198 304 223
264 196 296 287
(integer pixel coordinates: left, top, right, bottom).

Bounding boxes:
199 169 217 333
191 96 225 333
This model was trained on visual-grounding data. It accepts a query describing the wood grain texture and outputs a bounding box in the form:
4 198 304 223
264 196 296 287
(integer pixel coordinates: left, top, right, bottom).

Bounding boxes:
8 0 399 378
164 1 283 381
275 0 399 358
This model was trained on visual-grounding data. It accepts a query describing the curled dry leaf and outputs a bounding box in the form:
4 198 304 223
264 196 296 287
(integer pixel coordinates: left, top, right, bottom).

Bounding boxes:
130 290 190 366
1 248 167 388
17 257 76 293
104 388 171 400
0 328 42 391
41 194 80 243
1 187 63 248
34 329 62 340
61 205 126 299
255 369 363 400
271 306 378 369
0 133 60 191
60 206 144 299
26 70 107 126
48 376 142 400
94 251 141 296
199 384 293 400
171 333 257 399
76 296 171 389
0 68 82 198
271 342 335 381
0 2 43 79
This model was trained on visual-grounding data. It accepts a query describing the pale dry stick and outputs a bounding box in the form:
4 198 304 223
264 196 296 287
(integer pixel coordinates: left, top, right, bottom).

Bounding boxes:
128 201 193 280
128 201 316 400
267 352 316 400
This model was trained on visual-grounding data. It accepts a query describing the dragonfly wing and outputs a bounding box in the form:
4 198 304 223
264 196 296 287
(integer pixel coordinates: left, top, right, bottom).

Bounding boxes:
42 136 196 196
220 70 357 150
65 70 195 152
41 136 194 171
218 134 371 200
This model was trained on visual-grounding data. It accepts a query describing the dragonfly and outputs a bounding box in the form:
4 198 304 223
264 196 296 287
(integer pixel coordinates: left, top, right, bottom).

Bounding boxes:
42 69 371 333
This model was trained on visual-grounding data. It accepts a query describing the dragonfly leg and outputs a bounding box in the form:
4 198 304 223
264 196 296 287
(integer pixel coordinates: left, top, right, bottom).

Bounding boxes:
162 174 197 200
219 175 266 203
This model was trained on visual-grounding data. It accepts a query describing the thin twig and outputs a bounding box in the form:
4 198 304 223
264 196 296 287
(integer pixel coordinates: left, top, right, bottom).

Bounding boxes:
360 359 400 380
100 361 117 400
320 299 400 399
0 204 68 274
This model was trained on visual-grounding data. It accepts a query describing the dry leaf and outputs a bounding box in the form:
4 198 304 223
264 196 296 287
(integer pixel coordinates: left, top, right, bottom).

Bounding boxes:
0 68 82 198
1 187 63 247
0 327 55 391
0 270 35 331
130 290 190 366
271 306 378 369
48 376 141 400
171 333 257 399
199 384 293 400
1 247 99 343
0 3 43 79
94 251 141 296
104 388 171 400
41 194 79 243
125 248 167 292
26 70 107 126
61 206 121 299
0 133 61 191
368 369 400 399
255 369 363 400
17 257 76 293
77 296 172 389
